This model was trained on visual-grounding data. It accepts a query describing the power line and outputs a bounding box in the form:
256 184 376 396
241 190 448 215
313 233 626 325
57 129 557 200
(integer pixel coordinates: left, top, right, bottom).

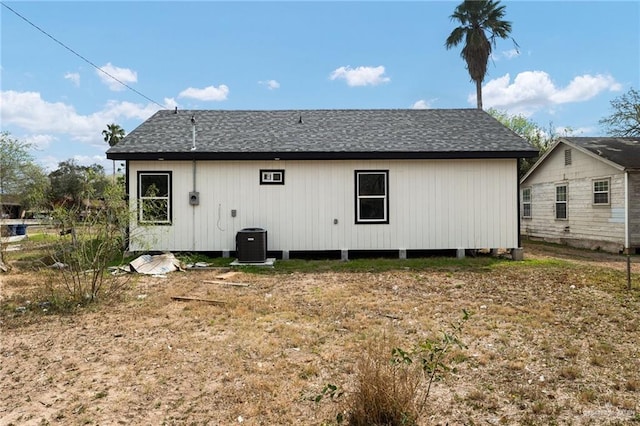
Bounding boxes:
1 1 165 109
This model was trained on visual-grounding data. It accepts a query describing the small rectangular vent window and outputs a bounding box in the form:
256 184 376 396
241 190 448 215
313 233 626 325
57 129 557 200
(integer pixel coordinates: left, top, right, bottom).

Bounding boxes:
260 169 285 185
564 149 572 166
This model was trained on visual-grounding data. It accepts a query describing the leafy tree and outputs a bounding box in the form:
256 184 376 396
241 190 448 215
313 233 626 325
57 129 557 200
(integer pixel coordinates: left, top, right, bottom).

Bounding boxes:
0 131 49 211
48 160 109 208
599 87 640 137
488 109 565 177
102 123 126 175
445 0 516 109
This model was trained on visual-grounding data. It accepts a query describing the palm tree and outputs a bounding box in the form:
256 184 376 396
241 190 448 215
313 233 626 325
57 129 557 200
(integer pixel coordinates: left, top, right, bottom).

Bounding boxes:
102 123 125 176
445 0 516 110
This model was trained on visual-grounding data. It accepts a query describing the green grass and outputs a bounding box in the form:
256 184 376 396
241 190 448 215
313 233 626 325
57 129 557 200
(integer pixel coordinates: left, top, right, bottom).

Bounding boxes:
232 256 508 274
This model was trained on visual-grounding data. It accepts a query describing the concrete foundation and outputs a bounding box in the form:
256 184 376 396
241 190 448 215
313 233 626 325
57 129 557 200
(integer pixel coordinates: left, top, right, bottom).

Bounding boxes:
511 248 524 261
456 248 466 259
341 249 349 261
399 249 407 259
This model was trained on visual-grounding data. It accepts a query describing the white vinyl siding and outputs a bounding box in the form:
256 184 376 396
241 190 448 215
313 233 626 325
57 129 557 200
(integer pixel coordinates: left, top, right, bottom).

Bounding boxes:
521 142 627 251
127 159 519 252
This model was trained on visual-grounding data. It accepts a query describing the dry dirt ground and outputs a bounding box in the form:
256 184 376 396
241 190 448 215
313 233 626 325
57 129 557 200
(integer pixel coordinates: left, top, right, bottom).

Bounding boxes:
1 243 639 425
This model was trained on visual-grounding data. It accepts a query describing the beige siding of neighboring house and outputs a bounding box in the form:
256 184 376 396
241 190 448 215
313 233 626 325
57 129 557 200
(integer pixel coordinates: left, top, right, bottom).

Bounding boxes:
522 143 626 252
127 158 519 253
629 172 640 249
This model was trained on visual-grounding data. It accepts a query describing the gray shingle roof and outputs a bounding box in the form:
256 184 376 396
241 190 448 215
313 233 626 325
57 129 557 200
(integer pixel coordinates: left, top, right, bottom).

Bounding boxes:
106 109 537 160
563 137 640 170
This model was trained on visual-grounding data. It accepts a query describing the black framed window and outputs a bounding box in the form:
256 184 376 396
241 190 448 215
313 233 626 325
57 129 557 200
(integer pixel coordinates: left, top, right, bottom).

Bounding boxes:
138 171 172 224
260 169 285 185
355 170 389 224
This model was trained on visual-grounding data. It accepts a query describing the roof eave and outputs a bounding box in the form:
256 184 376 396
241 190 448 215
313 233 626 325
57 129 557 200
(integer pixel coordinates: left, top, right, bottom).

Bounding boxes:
107 150 538 161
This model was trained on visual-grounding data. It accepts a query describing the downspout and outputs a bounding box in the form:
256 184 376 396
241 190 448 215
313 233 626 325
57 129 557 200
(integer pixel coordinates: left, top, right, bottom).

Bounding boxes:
624 170 629 250
125 161 131 251
517 158 522 248
191 116 197 252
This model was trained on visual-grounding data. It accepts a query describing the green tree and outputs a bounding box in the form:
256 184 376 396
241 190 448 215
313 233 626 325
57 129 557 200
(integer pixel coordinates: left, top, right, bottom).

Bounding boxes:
599 87 640 137
445 0 516 109
488 109 565 177
102 123 126 175
48 160 109 208
0 131 49 211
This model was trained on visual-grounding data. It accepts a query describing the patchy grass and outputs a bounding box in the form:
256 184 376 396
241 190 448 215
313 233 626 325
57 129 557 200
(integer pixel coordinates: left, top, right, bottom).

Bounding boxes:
1 244 640 425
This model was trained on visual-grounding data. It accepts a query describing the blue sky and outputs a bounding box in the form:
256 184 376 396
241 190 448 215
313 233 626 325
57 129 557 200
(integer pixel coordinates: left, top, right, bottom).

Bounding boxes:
1 1 638 172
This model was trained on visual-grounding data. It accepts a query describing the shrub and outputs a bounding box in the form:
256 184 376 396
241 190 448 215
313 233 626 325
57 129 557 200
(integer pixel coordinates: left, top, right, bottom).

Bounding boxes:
317 310 470 425
44 181 130 308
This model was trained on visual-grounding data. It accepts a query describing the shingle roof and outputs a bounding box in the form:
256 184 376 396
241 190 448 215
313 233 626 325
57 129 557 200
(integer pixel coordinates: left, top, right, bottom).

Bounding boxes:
563 137 640 170
106 109 538 161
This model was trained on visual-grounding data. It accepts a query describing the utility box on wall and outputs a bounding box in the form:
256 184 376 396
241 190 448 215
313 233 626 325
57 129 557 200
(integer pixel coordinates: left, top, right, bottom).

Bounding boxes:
236 228 267 263
189 191 200 205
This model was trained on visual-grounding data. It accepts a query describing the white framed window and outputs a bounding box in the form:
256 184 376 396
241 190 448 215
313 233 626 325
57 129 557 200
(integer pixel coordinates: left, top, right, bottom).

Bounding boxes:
138 171 171 224
593 178 610 205
522 187 532 218
355 170 388 224
260 169 285 185
555 184 567 220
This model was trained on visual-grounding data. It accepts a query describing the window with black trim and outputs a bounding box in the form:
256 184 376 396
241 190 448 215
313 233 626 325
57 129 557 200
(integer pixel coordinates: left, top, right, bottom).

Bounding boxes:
260 169 285 185
555 184 567 220
355 170 389 224
593 178 610 205
138 171 172 224
522 187 532 218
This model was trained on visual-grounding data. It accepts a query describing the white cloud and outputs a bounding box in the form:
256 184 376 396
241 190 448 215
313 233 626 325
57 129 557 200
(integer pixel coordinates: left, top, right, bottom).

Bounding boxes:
178 85 229 101
329 65 390 87
479 71 621 116
0 90 168 142
96 62 138 91
24 134 56 150
411 99 432 109
259 80 280 90
501 49 520 60
64 72 80 87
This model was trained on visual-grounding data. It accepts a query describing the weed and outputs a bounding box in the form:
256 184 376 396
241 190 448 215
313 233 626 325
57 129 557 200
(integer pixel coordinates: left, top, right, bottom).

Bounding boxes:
317 310 471 425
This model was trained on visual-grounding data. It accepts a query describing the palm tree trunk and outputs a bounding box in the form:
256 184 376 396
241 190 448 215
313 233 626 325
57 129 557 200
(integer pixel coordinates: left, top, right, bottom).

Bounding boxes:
475 79 483 110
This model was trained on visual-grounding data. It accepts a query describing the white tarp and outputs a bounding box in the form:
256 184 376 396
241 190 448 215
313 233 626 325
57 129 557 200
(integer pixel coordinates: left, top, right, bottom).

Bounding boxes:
128 253 182 275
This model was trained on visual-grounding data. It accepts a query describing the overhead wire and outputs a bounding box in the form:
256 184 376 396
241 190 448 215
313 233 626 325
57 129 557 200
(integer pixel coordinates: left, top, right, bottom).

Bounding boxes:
1 1 165 109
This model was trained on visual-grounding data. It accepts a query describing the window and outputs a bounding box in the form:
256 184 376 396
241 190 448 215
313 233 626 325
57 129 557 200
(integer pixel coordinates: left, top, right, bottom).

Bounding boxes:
555 184 567 220
355 170 389 224
564 149 572 166
522 188 532 218
260 169 285 185
138 172 171 224
593 179 610 205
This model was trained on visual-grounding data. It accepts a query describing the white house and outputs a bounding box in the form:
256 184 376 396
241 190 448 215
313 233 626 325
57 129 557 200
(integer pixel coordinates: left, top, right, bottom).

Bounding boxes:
520 137 640 253
106 109 537 260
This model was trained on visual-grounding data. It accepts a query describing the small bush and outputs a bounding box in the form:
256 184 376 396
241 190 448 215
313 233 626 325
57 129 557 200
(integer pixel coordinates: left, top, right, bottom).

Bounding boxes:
347 339 421 426
42 182 131 308
318 310 470 425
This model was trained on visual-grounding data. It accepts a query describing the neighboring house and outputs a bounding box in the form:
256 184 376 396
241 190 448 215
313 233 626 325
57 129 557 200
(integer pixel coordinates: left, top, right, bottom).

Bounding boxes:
520 137 640 253
106 109 537 259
